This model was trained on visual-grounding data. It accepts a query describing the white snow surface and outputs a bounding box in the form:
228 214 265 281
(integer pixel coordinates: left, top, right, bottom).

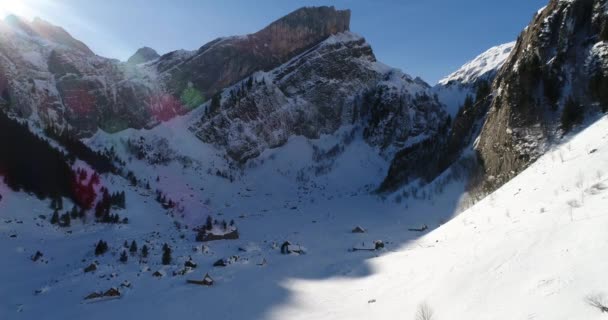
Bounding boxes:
2 98 608 320
438 42 515 86
270 116 608 320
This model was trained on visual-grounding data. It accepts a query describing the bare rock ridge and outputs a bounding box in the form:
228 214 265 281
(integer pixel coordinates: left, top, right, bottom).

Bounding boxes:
0 6 351 135
190 31 446 163
127 47 160 64
156 6 351 100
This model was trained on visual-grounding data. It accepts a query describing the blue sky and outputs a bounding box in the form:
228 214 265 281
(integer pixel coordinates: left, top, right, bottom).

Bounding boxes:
5 0 547 83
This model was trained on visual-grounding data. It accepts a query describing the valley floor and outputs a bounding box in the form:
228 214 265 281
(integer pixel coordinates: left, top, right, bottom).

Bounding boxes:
2 115 608 320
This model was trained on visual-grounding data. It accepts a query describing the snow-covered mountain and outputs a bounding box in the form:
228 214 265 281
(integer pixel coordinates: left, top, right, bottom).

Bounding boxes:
438 42 516 87
3 71 608 320
2 1 608 319
0 7 353 136
385 0 608 196
434 42 515 116
0 15 158 135
190 32 446 163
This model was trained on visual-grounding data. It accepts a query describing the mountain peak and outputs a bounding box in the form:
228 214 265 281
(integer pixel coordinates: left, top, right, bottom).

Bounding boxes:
438 42 515 86
268 6 351 33
127 46 160 64
3 15 94 55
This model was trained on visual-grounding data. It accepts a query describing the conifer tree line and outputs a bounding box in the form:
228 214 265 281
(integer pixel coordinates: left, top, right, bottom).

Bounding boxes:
44 125 120 174
155 189 176 209
0 111 133 223
94 188 128 224
0 111 75 200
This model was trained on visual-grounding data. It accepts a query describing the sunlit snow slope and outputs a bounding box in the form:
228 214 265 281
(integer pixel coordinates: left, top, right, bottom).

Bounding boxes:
270 115 608 320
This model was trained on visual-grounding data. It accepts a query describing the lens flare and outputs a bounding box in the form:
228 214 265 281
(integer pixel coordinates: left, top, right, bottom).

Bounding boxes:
0 0 33 19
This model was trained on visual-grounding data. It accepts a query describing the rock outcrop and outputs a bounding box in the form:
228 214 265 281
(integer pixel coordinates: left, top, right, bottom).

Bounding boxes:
127 47 160 65
0 16 157 135
0 7 353 136
190 32 446 163
475 0 608 193
155 6 351 100
381 0 608 195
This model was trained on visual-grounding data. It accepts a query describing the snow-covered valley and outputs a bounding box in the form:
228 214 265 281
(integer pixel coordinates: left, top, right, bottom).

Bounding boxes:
2 0 608 319
2 107 608 319
0 111 467 319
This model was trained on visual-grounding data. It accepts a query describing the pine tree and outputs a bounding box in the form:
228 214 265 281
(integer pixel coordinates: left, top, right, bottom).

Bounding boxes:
119 250 128 263
95 240 108 256
162 244 172 265
70 205 79 219
209 93 221 114
129 240 138 254
50 210 59 225
205 215 213 231
124 240 129 248
141 245 149 258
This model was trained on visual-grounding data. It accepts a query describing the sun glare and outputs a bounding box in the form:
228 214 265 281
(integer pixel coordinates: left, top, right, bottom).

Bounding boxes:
0 0 34 20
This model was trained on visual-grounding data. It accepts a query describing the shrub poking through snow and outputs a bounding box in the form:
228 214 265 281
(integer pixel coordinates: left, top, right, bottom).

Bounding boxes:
586 293 608 313
415 302 434 320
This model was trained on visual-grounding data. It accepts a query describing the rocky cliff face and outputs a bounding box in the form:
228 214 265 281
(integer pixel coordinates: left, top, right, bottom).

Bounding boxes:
0 7 354 136
381 0 608 195
154 6 351 101
475 0 608 193
379 43 514 193
0 7 350 136
0 16 158 135
189 32 446 163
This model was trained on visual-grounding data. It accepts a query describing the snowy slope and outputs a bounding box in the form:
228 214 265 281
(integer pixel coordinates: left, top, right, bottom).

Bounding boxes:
3 104 608 320
269 115 608 320
438 42 516 86
434 42 515 116
0 98 465 319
